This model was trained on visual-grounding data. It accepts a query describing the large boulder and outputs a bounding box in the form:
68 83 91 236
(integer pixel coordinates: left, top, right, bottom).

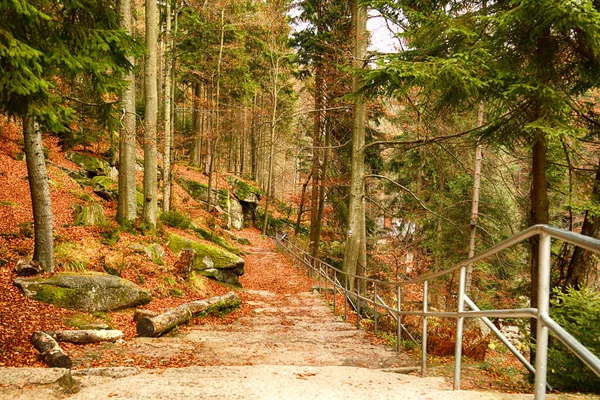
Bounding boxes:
225 176 262 228
65 152 111 178
229 197 244 231
167 232 244 285
14 272 151 312
73 202 106 226
176 177 228 209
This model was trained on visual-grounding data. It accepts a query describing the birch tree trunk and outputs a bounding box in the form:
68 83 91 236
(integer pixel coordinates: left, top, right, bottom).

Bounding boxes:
342 0 367 290
23 115 54 271
143 0 159 229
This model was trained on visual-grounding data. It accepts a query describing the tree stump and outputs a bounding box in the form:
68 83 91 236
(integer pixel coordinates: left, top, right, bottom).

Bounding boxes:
31 331 72 368
175 248 195 278
47 330 124 344
137 291 240 337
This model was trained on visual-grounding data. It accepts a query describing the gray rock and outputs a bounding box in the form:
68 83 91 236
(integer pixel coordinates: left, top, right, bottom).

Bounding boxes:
14 272 151 312
148 244 165 261
229 197 244 231
73 203 106 226
167 232 244 285
128 243 152 258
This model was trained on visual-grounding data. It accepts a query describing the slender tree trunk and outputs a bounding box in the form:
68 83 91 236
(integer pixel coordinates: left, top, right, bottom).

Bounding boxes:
308 0 324 258
207 9 225 213
529 30 552 366
143 0 159 229
117 0 137 226
191 82 201 166
23 115 54 271
295 172 313 237
342 0 367 290
162 0 173 212
261 57 280 236
465 102 484 294
250 90 258 180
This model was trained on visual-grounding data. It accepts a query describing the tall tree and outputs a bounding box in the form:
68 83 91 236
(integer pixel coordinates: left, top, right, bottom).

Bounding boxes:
0 0 135 270
341 0 367 288
144 0 159 229
117 0 138 226
162 0 173 213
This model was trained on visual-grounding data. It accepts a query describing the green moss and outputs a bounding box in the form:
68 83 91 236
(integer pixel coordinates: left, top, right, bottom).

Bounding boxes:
167 232 244 271
0 201 17 206
226 176 263 201
177 177 208 200
92 175 116 190
64 313 110 330
73 203 106 226
192 226 241 255
33 285 78 308
66 152 110 175
159 210 192 229
168 288 184 297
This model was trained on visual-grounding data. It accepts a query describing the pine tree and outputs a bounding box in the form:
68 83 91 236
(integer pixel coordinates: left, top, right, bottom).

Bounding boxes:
0 0 136 270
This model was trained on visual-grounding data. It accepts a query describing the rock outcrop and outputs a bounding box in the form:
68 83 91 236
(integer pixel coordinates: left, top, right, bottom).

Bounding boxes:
14 272 151 312
225 176 262 229
167 232 244 285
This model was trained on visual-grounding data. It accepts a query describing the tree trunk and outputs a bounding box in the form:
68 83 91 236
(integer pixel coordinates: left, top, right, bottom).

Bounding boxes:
116 0 137 227
31 331 71 368
250 90 258 180
295 172 313 237
465 102 484 294
47 330 124 344
564 158 600 289
23 115 54 271
162 0 173 213
342 0 367 290
143 0 159 229
191 82 201 166
137 292 240 337
261 57 279 236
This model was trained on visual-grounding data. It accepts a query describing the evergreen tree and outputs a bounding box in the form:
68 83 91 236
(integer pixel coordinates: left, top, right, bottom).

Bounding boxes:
0 0 135 270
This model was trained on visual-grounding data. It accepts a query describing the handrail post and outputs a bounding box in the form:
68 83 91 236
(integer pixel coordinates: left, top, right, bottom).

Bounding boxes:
422 280 428 376
356 280 361 329
397 285 402 353
454 265 466 389
325 263 329 304
374 283 378 335
317 260 321 290
333 270 337 315
534 232 551 400
344 274 348 321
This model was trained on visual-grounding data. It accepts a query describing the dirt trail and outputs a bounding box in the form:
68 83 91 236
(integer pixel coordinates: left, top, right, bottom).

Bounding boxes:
0 231 593 399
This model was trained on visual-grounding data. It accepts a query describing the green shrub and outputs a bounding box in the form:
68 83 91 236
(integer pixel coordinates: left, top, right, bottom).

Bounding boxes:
547 287 600 393
159 210 192 230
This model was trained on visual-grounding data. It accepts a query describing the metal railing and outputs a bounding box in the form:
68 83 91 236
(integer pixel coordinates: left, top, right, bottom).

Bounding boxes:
275 225 600 399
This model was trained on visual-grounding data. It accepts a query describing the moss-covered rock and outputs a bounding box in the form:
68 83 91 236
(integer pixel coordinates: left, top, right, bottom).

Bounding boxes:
192 226 241 255
73 203 106 226
167 232 244 285
14 272 151 312
64 313 111 330
65 152 111 177
176 177 228 208
225 175 262 203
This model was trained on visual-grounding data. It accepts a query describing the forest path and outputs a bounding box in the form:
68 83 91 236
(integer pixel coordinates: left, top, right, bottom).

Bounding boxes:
0 230 582 399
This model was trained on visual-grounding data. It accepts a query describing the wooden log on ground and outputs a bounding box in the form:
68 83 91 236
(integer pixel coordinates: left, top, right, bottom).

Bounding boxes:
137 291 240 337
47 330 124 344
31 331 72 369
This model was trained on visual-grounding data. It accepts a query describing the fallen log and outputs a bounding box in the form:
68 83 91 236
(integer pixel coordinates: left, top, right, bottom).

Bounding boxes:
137 291 240 337
133 308 158 322
47 330 124 344
31 331 72 369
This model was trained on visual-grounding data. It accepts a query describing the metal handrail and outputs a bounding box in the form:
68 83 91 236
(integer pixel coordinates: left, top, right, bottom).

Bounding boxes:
276 224 600 400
